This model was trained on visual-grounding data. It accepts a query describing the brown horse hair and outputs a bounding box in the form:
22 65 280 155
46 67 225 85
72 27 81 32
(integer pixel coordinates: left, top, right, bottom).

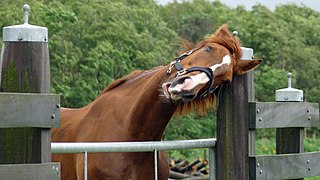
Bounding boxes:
99 25 240 116
98 66 163 97
174 94 217 116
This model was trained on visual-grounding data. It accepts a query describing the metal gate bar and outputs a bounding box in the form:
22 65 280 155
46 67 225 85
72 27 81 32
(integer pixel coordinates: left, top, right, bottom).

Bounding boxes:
52 138 216 180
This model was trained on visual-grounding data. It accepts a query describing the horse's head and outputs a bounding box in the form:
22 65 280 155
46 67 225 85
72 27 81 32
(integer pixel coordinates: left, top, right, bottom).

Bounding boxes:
162 25 262 102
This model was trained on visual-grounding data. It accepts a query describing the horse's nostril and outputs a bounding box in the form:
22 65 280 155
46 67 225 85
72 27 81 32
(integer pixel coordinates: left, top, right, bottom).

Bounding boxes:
172 76 190 86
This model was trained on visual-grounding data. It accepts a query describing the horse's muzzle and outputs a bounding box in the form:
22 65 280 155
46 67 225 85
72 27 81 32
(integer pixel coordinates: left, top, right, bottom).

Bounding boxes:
162 76 201 102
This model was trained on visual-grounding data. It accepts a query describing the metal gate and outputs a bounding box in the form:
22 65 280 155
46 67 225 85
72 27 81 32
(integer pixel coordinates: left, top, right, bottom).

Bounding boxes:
51 138 216 180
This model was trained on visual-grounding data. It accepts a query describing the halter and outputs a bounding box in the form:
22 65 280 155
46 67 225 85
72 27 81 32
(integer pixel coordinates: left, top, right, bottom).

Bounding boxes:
166 48 216 98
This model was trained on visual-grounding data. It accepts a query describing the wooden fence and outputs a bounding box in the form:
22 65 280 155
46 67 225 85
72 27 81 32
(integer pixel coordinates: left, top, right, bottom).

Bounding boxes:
0 5 61 179
217 59 320 179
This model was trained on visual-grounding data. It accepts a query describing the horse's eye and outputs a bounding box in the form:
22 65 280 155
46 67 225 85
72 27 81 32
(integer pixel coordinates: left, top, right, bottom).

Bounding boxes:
205 46 212 53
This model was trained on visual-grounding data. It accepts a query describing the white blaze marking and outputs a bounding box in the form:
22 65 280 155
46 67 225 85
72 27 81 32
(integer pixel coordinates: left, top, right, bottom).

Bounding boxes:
189 55 231 85
210 55 231 72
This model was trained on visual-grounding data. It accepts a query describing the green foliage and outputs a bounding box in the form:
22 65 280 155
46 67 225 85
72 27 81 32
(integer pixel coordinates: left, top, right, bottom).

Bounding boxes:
164 112 216 158
1 0 178 107
255 136 320 155
164 113 216 140
254 65 289 102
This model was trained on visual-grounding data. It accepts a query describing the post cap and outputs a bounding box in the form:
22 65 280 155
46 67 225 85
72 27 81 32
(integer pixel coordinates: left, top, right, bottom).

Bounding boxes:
2 4 48 42
275 72 303 102
240 47 254 60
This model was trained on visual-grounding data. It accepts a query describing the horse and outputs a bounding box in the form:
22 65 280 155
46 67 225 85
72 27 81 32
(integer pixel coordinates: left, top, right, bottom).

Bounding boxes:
52 24 262 180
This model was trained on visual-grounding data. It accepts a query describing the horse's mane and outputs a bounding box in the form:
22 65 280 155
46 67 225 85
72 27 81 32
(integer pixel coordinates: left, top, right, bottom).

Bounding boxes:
174 24 241 116
98 66 163 97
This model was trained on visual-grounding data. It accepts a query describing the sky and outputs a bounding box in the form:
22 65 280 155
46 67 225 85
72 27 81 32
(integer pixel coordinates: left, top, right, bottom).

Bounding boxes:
156 0 320 12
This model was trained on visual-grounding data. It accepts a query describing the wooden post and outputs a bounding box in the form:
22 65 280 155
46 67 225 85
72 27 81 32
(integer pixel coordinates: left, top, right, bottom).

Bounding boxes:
0 4 51 164
276 73 304 180
216 47 254 180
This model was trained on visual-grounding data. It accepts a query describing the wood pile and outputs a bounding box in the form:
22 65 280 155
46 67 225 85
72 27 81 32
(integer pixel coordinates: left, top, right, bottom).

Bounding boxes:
168 158 209 179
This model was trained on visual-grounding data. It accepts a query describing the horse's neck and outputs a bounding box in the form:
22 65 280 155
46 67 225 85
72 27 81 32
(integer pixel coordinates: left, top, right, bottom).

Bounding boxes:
89 66 176 141
125 67 177 140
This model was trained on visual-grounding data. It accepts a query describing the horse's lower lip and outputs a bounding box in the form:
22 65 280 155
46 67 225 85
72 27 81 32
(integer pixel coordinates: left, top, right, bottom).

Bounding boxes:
162 83 171 98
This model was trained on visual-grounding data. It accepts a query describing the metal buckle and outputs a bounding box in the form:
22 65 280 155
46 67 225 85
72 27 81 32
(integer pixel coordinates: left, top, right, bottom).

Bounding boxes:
176 69 187 76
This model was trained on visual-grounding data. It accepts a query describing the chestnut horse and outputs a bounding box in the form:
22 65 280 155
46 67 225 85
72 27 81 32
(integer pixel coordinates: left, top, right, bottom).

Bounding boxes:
52 25 261 180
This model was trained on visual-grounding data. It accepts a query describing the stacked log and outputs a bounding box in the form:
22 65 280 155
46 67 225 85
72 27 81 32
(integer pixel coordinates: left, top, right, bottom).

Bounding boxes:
169 158 209 179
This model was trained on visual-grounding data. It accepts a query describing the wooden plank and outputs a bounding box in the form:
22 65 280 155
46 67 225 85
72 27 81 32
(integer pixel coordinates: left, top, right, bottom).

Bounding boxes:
0 93 60 128
0 162 60 180
248 102 319 129
249 152 320 179
216 72 251 180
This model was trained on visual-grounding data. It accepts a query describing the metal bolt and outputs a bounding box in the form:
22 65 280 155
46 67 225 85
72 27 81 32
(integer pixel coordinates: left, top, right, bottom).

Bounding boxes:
256 109 260 113
56 104 61 108
259 117 262 122
308 116 311 121
55 166 59 174
259 170 263 174
307 109 310 113
284 97 288 100
257 163 260 167
307 160 310 164
17 35 23 41
232 31 238 37
308 167 311 171
51 114 55 119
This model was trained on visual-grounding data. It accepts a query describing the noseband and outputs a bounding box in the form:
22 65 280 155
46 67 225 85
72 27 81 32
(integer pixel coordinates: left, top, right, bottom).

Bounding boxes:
166 48 216 98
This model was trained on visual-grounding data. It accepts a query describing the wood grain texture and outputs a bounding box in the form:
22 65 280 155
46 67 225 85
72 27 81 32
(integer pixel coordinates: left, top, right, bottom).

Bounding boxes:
0 162 60 180
249 152 320 179
216 72 252 180
248 102 319 129
0 93 60 128
0 42 54 164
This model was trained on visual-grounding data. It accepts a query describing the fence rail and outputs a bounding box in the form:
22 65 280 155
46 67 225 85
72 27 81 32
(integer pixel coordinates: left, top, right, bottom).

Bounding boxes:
51 138 217 180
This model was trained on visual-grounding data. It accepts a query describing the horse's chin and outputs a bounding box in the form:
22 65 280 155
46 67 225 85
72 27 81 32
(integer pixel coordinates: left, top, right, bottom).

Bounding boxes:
181 94 196 102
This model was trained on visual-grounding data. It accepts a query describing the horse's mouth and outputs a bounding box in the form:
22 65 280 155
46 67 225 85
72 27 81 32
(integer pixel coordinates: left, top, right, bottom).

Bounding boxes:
162 82 197 102
162 83 171 99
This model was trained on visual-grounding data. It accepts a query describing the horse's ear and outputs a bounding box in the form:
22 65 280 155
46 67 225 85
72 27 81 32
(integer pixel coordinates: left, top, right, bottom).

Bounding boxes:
234 59 262 75
213 24 231 38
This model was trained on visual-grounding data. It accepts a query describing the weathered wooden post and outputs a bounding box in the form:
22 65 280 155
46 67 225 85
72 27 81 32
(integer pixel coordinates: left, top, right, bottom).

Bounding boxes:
275 73 304 154
275 73 304 180
0 4 60 179
216 37 255 180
